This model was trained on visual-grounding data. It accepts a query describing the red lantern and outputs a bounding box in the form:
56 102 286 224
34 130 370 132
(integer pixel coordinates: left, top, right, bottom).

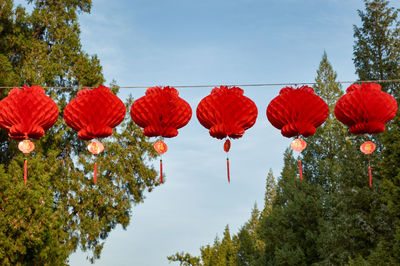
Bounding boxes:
0 85 59 184
196 86 258 182
0 85 59 140
64 85 126 184
334 83 397 135
130 86 192 138
267 86 329 138
64 85 126 141
130 86 192 184
267 86 329 180
335 83 398 187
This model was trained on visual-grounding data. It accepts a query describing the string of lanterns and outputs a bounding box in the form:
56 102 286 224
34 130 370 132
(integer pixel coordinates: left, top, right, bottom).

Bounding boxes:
0 83 397 187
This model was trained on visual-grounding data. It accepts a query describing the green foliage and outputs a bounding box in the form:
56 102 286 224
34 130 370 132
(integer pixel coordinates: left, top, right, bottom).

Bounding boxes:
353 0 400 97
354 0 400 263
0 1 159 264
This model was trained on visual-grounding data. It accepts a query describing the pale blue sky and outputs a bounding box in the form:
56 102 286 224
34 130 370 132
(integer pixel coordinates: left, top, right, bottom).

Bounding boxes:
17 0 398 265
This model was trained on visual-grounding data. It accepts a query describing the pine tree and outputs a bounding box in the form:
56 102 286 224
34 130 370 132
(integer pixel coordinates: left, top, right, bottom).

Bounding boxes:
353 0 400 97
353 0 400 263
0 1 159 264
257 149 324 265
262 169 276 216
303 52 383 264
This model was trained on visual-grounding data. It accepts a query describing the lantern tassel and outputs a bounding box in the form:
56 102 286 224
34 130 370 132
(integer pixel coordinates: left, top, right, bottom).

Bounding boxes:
368 155 372 188
298 158 303 180
227 157 230 183
94 162 97 185
24 157 27 185
160 159 163 183
93 154 98 185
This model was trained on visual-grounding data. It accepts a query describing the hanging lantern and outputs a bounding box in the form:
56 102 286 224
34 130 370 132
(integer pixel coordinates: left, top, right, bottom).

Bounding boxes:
64 85 126 184
130 86 192 183
267 86 329 180
196 86 258 182
0 85 59 184
267 86 329 138
335 83 398 187
335 83 397 135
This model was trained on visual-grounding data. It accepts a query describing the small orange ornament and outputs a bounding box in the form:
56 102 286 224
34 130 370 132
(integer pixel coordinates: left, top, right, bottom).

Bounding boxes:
87 140 104 155
153 140 168 184
290 138 307 152
224 139 231 152
154 140 168 154
18 140 35 154
360 141 376 155
87 140 104 184
18 140 35 184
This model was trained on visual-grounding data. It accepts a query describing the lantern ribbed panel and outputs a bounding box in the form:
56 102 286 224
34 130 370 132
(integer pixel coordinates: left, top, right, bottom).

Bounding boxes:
0 85 59 140
196 86 258 140
64 85 126 140
130 86 192 138
267 86 329 138
334 83 398 135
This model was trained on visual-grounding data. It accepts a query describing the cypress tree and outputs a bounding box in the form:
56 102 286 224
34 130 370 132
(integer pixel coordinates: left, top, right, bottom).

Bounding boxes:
0 1 159 264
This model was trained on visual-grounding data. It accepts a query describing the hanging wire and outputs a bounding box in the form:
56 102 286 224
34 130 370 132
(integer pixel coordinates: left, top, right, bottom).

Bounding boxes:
1 78 400 89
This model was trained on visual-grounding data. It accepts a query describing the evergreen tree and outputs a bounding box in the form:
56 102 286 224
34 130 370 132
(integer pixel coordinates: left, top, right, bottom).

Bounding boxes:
305 52 383 264
354 0 400 263
0 1 159 264
258 149 323 265
262 169 276 217
353 0 400 97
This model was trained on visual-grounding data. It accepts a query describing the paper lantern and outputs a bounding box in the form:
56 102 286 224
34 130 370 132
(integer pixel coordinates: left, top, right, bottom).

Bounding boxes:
267 86 329 138
64 85 126 141
64 85 126 184
267 86 329 180
196 86 258 182
130 86 192 183
334 83 397 135
0 85 59 184
335 83 398 187
0 85 59 140
130 86 192 138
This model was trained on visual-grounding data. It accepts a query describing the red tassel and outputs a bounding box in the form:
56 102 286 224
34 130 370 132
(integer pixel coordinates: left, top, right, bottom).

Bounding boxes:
227 157 230 183
299 158 303 180
160 159 163 183
368 165 372 188
24 158 27 185
94 162 97 184
368 155 372 188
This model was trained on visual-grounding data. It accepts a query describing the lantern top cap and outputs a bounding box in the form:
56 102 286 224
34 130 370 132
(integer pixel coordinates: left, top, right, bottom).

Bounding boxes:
9 85 45 96
211 86 244 95
346 82 381 93
77 85 111 97
145 86 179 96
279 85 314 95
